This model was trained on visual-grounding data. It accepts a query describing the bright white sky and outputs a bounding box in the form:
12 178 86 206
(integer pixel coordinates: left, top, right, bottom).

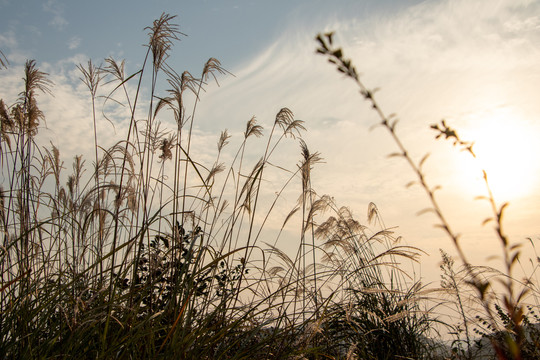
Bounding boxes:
1 0 540 289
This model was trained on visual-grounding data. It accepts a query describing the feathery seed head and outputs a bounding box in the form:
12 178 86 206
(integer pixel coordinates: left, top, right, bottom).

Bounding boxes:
245 116 263 139
21 60 53 101
275 108 305 138
67 175 75 196
146 13 185 70
102 57 126 82
15 60 52 136
77 60 101 98
275 108 294 129
0 100 13 150
217 130 230 152
0 100 13 131
202 57 228 86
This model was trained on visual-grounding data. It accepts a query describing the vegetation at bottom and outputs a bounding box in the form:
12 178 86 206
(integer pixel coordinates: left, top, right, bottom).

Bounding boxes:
0 14 538 359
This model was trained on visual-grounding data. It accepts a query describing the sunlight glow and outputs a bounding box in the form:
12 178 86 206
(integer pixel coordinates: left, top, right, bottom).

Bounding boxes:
456 106 539 202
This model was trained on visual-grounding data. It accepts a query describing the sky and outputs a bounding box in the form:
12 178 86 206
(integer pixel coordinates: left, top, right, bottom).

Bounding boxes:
1 0 540 290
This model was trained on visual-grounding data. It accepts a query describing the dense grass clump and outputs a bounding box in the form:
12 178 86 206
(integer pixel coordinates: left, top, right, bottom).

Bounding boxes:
1 13 538 360
0 14 430 359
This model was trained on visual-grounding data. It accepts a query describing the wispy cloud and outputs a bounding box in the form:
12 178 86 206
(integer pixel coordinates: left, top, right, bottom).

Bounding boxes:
191 0 540 275
0 30 16 47
68 36 81 50
0 54 140 169
43 0 68 30
0 30 32 64
1 0 539 284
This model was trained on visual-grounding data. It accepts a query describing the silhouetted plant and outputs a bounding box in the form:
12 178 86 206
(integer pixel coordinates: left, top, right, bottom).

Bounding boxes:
316 30 537 360
473 304 540 359
0 13 485 360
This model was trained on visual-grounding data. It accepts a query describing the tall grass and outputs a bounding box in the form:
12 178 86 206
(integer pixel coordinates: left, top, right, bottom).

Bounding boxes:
316 31 540 360
0 14 429 359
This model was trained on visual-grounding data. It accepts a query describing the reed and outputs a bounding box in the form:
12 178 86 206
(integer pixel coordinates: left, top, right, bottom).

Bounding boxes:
316 31 540 360
0 14 445 360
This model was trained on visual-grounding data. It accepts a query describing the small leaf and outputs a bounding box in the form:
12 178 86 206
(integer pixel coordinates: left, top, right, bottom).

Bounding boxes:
417 208 435 216
510 252 520 265
315 34 327 50
476 281 490 299
418 153 430 168
498 202 509 217
325 32 334 45
433 224 449 232
509 243 522 251
405 181 416 188
482 217 494 226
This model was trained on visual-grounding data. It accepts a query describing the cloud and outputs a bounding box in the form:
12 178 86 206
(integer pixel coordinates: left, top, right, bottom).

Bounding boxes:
0 53 142 173
0 30 16 47
0 31 32 67
68 36 81 50
198 0 540 134
189 0 540 281
43 0 68 30
1 0 539 286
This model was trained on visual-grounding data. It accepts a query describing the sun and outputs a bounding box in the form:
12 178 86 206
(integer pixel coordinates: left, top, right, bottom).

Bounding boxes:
452 106 540 202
